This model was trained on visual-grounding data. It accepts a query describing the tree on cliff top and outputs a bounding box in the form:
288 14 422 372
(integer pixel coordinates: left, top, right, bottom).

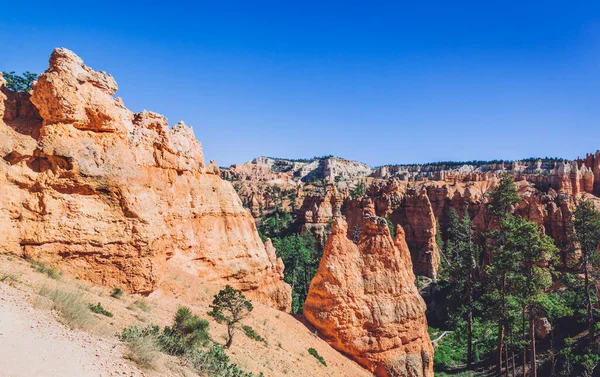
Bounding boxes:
2 71 38 92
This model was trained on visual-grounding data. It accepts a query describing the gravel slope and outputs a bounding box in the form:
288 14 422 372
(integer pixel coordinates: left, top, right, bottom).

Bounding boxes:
0 283 145 377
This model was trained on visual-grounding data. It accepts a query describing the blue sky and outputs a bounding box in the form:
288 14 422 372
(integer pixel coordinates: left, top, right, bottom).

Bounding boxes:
2 1 600 166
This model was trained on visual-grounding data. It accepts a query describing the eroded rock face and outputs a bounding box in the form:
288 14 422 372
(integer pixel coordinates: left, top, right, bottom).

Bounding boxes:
237 174 579 277
390 188 440 279
0 48 291 311
304 215 434 377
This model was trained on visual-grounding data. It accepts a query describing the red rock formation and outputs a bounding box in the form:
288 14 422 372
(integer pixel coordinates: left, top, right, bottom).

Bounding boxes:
390 188 441 279
304 215 434 377
578 151 600 196
0 49 291 311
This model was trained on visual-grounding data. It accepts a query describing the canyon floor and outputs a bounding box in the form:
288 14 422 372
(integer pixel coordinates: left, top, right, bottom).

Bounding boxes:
0 255 370 377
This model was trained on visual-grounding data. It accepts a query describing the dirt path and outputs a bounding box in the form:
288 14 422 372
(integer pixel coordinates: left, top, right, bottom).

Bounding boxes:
0 283 144 377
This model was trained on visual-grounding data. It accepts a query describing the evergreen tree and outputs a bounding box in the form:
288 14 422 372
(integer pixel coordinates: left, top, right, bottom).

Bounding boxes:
487 174 521 220
272 232 320 313
349 181 365 199
208 286 253 348
2 71 38 92
257 210 294 241
506 216 557 377
444 208 480 367
573 198 600 345
485 174 522 374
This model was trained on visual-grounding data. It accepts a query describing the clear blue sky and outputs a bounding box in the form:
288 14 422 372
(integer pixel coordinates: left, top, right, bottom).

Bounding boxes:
2 1 599 166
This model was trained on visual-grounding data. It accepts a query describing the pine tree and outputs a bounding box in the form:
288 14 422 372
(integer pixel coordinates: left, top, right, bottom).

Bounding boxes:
487 174 521 219
485 217 522 376
208 286 253 348
485 174 521 375
573 198 600 345
444 209 480 367
2 71 38 92
505 216 556 377
272 232 320 313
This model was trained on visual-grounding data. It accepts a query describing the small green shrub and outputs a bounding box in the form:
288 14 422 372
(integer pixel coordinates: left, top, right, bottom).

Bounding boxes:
110 287 123 299
121 324 161 341
186 345 264 377
88 302 113 317
242 325 266 343
160 306 210 355
40 287 94 329
308 347 327 366
119 307 261 376
386 217 395 239
430 327 469 370
121 307 209 356
31 260 61 279
120 325 162 369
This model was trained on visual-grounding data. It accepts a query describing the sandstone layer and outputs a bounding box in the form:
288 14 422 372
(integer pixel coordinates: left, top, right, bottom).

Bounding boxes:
304 214 434 377
0 49 291 310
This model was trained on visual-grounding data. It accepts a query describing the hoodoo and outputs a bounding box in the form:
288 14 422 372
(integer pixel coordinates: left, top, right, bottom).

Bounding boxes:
304 213 434 377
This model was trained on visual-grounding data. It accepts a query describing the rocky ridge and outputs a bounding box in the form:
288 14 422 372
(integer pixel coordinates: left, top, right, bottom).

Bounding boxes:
0 49 291 310
223 156 373 183
224 154 600 198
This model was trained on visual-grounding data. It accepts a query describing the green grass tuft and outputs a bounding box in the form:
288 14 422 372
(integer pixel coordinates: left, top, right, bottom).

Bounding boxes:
110 287 123 299
120 325 162 369
242 325 266 344
31 260 61 279
0 271 20 284
88 302 113 317
132 299 151 312
39 287 94 329
308 347 327 366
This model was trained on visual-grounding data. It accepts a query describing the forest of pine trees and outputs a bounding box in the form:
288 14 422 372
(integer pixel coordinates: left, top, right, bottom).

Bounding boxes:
245 174 600 375
256 210 322 314
434 175 600 376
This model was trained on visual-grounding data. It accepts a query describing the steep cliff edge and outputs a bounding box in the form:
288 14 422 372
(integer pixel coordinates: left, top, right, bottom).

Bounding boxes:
0 49 291 311
304 214 433 377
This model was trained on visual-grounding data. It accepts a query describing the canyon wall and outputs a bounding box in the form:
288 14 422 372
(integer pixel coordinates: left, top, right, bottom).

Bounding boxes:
304 214 433 377
224 154 595 278
224 154 600 199
0 49 291 311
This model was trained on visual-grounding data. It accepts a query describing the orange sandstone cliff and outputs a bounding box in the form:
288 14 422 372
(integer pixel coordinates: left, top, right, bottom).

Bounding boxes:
304 213 434 377
0 49 291 311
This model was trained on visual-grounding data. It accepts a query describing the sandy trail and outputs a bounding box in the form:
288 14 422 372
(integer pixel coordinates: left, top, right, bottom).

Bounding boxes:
0 283 143 377
0 256 371 377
